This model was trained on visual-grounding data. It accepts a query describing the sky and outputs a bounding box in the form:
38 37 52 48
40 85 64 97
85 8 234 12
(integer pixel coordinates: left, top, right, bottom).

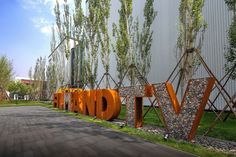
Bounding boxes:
0 0 73 78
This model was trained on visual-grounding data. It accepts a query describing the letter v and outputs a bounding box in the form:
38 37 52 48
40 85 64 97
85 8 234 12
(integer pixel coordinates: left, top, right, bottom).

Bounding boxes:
153 77 215 141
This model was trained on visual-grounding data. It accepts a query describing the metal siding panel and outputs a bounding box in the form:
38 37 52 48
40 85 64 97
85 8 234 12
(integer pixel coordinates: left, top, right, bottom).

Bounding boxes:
200 0 235 110
107 0 235 109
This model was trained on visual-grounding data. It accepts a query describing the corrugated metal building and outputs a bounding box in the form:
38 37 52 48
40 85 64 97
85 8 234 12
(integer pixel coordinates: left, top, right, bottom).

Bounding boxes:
97 0 235 110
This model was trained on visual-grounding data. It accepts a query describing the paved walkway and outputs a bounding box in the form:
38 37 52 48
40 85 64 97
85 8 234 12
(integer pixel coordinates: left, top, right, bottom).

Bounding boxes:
0 106 196 157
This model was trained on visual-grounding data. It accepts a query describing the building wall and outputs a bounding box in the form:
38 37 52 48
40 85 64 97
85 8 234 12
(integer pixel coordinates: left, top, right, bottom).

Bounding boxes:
196 0 234 109
103 0 235 110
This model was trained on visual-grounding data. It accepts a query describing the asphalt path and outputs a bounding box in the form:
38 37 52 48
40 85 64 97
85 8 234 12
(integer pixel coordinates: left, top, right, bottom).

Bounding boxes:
0 106 197 157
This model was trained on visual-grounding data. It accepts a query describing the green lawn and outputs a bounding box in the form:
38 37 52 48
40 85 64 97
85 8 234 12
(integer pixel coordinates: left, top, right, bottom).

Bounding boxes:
59 107 236 157
119 105 236 142
0 100 43 106
198 111 236 141
0 101 235 157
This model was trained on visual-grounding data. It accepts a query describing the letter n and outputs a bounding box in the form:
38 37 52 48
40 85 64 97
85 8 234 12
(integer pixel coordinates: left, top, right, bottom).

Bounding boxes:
78 90 96 116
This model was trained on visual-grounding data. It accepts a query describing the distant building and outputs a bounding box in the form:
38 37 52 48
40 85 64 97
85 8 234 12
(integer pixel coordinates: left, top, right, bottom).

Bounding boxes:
15 77 48 100
15 77 33 85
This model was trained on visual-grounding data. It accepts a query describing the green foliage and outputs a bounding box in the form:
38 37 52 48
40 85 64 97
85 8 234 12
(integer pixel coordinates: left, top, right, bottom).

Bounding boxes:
177 0 207 65
7 81 32 96
84 0 103 89
74 0 84 29
119 105 236 142
46 62 57 99
32 56 47 100
51 0 156 88
74 0 86 87
137 0 157 77
63 0 72 59
48 26 59 97
95 0 112 88
225 0 236 11
113 0 156 85
54 0 66 87
98 0 111 74
28 67 33 80
0 56 13 89
197 111 236 142
52 0 87 88
112 0 133 83
177 0 207 96
0 101 51 107
54 106 233 157
52 0 73 87
225 0 236 79
54 0 63 40
50 24 65 88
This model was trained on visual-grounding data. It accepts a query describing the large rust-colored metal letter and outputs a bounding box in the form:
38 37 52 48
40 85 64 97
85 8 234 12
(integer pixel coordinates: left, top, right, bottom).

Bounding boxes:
153 77 215 141
64 89 70 111
70 89 82 112
78 90 96 116
58 92 64 110
55 89 121 121
119 85 153 128
96 89 121 120
53 93 58 108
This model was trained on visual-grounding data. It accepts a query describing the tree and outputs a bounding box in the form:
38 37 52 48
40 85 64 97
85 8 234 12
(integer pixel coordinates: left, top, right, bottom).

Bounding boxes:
32 56 46 100
28 67 33 80
47 25 58 99
113 0 157 86
84 0 102 89
54 0 66 87
55 0 64 42
98 0 112 87
7 81 32 97
176 0 207 96
225 0 236 79
225 0 236 11
137 0 157 78
0 56 13 90
63 0 72 59
73 0 86 87
46 61 57 100
50 25 64 90
112 0 133 85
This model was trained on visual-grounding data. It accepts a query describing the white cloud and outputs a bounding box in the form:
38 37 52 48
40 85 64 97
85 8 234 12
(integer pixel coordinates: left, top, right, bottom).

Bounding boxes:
21 0 75 14
21 0 77 36
40 26 52 35
21 0 62 16
32 17 48 27
47 0 75 16
21 0 42 12
31 17 52 36
42 0 74 6
41 0 60 5
40 0 74 14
